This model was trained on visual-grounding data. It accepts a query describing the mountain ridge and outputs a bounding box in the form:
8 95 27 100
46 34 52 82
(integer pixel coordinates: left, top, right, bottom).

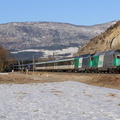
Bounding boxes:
0 21 117 60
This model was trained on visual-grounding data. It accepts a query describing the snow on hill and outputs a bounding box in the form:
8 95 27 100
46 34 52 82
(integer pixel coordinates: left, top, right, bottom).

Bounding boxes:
11 47 79 59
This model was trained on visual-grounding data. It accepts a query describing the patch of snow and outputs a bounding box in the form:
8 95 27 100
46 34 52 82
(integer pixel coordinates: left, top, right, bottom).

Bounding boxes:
0 73 9 75
43 47 79 57
0 81 120 120
11 47 79 57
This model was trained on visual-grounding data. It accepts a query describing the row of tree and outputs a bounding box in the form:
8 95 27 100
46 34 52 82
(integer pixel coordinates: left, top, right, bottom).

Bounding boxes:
0 45 15 72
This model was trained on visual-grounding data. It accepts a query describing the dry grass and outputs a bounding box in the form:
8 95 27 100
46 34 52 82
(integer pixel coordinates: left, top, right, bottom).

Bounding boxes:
117 104 120 106
0 72 120 90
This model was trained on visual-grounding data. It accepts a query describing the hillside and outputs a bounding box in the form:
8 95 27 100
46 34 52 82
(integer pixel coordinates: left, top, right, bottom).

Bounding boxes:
76 20 120 56
0 21 116 60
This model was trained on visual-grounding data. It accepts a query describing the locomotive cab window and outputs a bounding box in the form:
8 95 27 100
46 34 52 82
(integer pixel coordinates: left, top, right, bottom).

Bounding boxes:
90 57 93 61
117 55 120 58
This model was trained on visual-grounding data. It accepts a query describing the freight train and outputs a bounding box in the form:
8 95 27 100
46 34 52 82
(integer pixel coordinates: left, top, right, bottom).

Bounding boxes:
13 50 120 73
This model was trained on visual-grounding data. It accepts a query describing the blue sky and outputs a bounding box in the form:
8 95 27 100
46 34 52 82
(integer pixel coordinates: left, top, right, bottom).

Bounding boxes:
0 0 120 25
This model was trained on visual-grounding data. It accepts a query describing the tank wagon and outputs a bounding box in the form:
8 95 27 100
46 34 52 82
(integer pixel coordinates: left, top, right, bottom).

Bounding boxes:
13 50 120 73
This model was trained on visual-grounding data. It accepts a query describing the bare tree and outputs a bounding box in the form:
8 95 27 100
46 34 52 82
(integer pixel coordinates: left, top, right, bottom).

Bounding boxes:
0 45 15 72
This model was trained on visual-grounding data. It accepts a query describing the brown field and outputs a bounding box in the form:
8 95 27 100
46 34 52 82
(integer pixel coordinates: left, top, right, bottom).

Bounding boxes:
0 72 120 90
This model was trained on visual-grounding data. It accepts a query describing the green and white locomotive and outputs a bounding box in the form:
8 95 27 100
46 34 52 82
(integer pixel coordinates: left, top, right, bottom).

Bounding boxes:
74 50 120 73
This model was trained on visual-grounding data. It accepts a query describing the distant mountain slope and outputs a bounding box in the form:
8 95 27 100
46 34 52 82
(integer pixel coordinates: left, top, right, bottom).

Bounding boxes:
0 21 117 60
76 20 120 56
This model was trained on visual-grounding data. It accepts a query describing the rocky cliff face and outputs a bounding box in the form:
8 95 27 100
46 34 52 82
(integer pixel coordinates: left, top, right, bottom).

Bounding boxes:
0 21 117 60
76 20 120 56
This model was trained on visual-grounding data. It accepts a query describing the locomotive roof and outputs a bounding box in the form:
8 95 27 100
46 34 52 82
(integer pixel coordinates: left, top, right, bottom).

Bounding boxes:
75 54 92 58
93 50 120 56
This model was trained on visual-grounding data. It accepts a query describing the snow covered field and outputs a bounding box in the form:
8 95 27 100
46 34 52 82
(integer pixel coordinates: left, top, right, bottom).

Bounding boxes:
0 81 120 120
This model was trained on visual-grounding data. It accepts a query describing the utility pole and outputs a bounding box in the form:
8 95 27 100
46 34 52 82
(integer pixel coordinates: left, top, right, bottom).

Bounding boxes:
21 53 24 73
52 52 55 59
18 60 21 71
33 55 35 75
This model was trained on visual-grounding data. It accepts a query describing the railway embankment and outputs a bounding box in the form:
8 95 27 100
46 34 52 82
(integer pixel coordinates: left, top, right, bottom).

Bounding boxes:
0 72 120 90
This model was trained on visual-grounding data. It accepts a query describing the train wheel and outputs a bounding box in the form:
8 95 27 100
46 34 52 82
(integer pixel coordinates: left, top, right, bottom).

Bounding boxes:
95 69 98 73
114 69 119 73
